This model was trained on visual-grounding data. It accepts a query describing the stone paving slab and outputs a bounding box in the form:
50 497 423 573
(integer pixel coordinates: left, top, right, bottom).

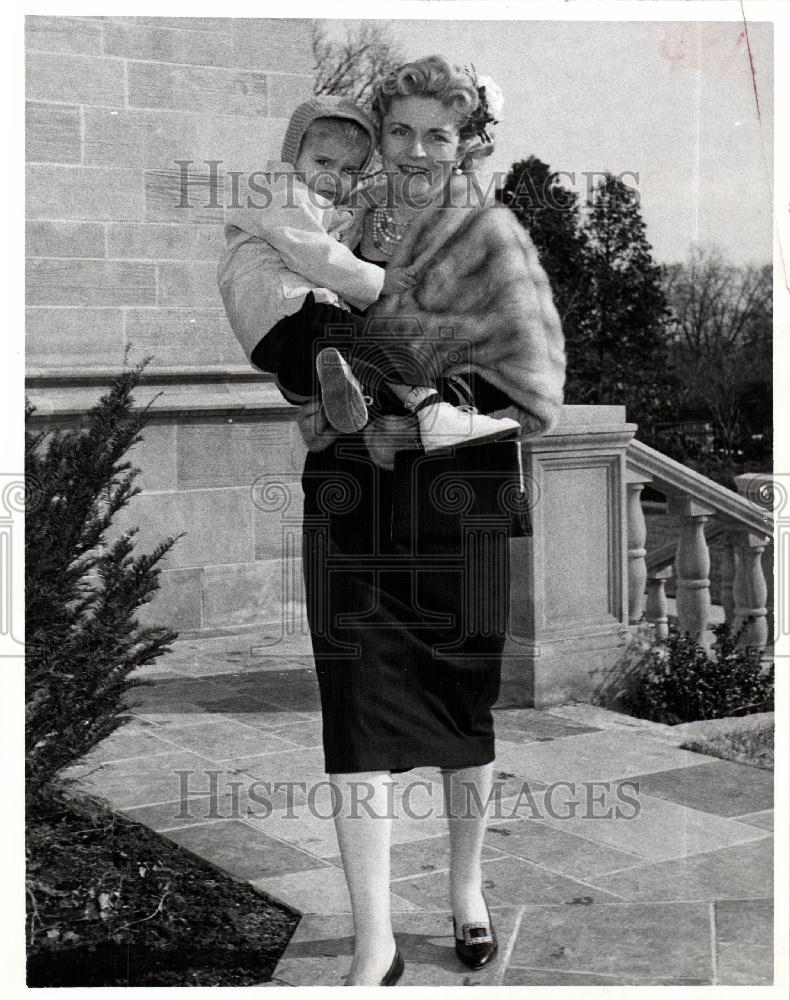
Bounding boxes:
251 868 421 916
487 708 602 740
244 806 343 859
125 706 230 728
148 654 315 680
736 809 774 830
219 705 319 731
218 669 324 711
588 836 774 902
80 725 184 764
715 898 774 985
162 819 328 881
142 718 300 761
269 720 325 749
503 967 712 985
63 749 220 810
331 834 507 881
534 790 771 862
410 764 548 801
544 702 676 735
620 759 774 817
391 854 621 910
126 676 241 708
120 783 300 830
496 727 716 784
156 631 313 668
121 795 263 832
221 746 328 787
508 900 714 981
485 818 646 879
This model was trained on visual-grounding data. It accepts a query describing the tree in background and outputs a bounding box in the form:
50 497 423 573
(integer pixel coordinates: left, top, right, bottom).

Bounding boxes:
500 164 677 446
312 21 404 107
581 173 675 434
498 157 591 405
663 244 772 460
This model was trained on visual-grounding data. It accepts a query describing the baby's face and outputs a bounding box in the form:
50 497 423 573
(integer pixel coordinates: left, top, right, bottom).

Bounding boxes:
294 123 369 206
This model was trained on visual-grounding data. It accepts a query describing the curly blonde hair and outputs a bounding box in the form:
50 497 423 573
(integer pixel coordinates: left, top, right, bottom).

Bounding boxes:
371 55 481 142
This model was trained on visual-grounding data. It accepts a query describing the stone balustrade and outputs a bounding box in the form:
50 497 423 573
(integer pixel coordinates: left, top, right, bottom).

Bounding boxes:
626 443 774 655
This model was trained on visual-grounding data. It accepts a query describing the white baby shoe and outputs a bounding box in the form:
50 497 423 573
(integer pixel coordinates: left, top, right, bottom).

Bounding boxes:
415 399 520 452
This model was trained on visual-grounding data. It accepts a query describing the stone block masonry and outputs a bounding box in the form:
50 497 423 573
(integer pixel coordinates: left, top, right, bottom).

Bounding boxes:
25 15 314 374
25 17 316 639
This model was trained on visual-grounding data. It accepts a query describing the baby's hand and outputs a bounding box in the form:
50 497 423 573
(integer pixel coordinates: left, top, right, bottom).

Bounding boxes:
382 265 420 296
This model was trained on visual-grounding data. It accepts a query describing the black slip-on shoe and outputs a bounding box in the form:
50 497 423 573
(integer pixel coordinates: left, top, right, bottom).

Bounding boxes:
380 947 405 986
452 899 498 971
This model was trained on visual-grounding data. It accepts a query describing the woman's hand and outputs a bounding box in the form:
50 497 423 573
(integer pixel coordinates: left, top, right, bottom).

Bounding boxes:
382 265 420 296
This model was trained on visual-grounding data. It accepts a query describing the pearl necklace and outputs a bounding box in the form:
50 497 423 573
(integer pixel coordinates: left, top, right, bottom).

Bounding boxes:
371 206 411 256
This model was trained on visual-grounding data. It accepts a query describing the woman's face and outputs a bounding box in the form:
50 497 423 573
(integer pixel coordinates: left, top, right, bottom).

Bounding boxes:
379 95 466 207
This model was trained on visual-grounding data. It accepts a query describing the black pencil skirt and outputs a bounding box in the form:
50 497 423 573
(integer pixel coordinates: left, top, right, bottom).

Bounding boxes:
301 423 511 776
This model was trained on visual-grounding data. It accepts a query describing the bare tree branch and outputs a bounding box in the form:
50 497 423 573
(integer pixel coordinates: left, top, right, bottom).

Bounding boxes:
311 20 404 108
663 243 771 450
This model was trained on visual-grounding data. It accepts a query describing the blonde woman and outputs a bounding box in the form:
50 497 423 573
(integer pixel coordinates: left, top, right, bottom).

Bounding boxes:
219 55 565 986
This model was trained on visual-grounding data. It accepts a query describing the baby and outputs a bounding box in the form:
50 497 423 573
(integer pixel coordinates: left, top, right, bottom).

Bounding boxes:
218 96 519 451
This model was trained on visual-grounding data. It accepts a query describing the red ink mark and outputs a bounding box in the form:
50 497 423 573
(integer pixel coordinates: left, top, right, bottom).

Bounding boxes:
659 26 695 77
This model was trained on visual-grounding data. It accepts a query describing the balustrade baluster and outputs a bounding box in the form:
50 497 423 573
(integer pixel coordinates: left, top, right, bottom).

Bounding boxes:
626 472 651 624
728 526 769 652
666 494 715 651
719 536 736 624
645 565 672 639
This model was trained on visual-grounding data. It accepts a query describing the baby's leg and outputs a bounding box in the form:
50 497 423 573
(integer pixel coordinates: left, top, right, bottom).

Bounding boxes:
250 294 412 412
250 293 357 399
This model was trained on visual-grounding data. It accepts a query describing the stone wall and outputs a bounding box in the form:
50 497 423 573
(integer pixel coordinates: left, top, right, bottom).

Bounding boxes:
25 15 314 373
25 16 316 642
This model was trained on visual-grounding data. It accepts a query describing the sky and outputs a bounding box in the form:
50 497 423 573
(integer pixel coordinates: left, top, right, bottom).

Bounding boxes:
326 17 774 267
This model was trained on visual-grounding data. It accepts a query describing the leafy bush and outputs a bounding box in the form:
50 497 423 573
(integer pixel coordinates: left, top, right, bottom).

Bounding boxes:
596 619 774 724
25 361 183 807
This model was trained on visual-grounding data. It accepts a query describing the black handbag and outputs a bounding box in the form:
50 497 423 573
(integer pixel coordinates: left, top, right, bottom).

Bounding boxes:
390 438 532 548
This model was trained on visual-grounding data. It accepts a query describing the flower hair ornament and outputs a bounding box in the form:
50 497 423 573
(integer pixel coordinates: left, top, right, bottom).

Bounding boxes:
464 66 504 154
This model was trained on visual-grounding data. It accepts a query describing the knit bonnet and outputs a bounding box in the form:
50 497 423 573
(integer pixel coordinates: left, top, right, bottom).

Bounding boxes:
280 96 377 171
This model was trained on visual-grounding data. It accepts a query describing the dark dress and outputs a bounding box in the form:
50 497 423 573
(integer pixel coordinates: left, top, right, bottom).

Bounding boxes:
302 246 513 775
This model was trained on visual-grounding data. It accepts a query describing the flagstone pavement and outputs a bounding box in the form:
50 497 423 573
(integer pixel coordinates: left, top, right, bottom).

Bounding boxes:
62 631 775 987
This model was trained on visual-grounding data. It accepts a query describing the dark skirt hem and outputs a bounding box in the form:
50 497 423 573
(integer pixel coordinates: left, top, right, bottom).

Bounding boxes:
321 736 495 775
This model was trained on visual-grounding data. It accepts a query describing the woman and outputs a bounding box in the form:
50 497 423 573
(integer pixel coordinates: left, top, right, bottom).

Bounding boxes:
222 56 564 986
